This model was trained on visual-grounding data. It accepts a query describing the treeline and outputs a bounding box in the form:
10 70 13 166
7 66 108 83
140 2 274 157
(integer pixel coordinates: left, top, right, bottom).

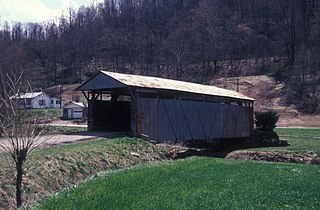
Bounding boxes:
0 0 320 112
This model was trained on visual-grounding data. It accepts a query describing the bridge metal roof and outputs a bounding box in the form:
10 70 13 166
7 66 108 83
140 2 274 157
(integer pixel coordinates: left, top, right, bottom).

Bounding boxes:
77 71 254 101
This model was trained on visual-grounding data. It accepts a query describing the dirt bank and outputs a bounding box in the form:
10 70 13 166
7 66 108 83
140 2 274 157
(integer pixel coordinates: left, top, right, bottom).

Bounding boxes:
212 75 320 127
226 150 320 165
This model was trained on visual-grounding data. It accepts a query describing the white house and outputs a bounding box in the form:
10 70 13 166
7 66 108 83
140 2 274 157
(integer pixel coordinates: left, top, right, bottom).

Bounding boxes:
13 91 62 109
48 95 62 109
63 101 85 119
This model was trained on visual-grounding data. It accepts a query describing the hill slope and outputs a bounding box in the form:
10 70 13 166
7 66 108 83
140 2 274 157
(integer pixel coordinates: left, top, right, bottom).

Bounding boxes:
212 75 320 127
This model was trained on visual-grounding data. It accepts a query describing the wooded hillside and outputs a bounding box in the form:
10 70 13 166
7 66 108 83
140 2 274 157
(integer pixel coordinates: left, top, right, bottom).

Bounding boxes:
0 0 319 112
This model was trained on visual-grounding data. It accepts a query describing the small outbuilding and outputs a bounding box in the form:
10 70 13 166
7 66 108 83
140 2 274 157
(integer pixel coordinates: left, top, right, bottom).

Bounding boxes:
63 101 86 119
76 71 254 144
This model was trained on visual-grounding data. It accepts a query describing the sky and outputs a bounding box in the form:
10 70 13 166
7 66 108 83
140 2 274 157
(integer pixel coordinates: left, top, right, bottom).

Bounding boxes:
0 0 104 24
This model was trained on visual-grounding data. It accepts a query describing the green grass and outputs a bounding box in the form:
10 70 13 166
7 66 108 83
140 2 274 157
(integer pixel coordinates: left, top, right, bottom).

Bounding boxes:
35 157 320 210
249 128 320 155
27 108 62 120
44 125 87 134
2 128 319 209
0 137 171 209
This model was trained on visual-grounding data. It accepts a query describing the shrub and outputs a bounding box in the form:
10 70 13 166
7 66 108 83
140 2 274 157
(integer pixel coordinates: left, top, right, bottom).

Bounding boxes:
254 111 279 131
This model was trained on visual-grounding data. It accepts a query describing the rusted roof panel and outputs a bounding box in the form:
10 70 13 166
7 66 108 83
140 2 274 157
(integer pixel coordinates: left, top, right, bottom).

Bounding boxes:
101 71 254 101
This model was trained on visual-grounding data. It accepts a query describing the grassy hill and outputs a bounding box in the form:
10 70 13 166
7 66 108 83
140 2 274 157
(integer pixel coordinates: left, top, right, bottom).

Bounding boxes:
0 138 178 209
35 157 320 209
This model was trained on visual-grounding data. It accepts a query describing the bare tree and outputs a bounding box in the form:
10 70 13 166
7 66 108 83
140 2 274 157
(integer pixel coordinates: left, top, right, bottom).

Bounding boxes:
164 30 190 79
0 70 54 208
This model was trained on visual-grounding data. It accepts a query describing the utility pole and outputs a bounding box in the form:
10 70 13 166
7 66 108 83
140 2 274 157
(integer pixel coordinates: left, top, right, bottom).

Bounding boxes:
59 85 63 109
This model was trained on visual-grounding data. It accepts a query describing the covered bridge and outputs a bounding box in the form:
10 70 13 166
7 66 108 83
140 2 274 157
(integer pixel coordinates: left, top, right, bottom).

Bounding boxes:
76 71 254 144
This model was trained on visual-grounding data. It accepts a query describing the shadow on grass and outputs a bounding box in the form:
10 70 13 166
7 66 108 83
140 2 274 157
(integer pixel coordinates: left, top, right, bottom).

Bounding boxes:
171 146 248 160
171 139 290 160
171 141 320 166
53 132 293 162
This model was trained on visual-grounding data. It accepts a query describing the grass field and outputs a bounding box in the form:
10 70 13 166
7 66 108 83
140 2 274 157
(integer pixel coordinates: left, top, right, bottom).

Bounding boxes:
35 157 320 210
0 138 172 209
44 125 87 134
248 128 320 155
1 128 319 209
27 108 62 120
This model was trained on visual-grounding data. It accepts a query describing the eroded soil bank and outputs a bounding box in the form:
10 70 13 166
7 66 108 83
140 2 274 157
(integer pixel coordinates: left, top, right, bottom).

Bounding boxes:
226 150 320 165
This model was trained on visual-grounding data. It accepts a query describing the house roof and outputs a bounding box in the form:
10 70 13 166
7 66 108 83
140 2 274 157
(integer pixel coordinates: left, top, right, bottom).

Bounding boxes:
64 101 85 108
77 71 254 101
12 92 43 99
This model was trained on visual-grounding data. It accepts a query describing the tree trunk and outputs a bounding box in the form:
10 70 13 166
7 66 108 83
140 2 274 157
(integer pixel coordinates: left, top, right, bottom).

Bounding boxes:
15 161 23 208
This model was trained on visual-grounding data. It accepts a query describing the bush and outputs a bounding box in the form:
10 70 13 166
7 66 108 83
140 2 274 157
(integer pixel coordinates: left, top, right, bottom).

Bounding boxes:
254 111 279 131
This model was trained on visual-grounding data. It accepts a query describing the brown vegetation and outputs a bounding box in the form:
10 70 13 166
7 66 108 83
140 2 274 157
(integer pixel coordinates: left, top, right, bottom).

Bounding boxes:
226 151 320 165
212 75 320 127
